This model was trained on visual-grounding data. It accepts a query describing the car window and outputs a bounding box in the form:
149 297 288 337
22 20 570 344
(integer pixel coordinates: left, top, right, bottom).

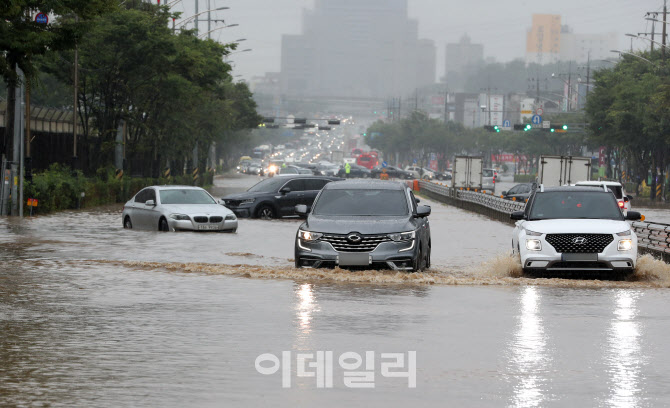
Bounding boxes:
159 189 215 205
483 169 493 177
608 186 623 199
248 177 290 193
134 188 151 203
409 191 419 212
508 186 519 194
281 167 298 174
284 179 306 192
529 192 623 221
304 178 329 190
313 189 409 216
519 185 530 194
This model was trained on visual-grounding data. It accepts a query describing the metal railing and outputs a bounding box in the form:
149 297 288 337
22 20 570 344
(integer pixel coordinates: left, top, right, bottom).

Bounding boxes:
417 180 670 260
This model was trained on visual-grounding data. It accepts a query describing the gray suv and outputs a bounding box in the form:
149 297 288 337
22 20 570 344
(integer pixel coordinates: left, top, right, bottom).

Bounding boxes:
294 180 432 271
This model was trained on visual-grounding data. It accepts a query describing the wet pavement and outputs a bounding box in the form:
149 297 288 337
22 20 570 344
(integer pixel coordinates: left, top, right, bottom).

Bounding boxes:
1 173 670 407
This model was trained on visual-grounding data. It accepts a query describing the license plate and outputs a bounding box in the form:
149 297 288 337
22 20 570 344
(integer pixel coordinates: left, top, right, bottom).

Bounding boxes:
198 225 220 230
561 253 597 262
338 252 371 266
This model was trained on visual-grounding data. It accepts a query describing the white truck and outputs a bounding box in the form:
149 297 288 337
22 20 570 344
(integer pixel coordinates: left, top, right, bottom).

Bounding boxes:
539 155 591 187
452 156 483 189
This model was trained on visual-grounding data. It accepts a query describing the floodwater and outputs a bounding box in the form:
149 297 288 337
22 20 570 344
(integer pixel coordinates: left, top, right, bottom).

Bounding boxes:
1 174 670 407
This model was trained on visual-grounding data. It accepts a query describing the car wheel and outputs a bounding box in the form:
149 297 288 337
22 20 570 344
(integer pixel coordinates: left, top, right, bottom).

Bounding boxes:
159 217 170 232
411 246 424 272
257 205 276 220
123 216 132 229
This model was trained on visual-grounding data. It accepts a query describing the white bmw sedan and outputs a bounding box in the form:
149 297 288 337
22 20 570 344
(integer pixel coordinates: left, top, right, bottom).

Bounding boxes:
122 186 237 232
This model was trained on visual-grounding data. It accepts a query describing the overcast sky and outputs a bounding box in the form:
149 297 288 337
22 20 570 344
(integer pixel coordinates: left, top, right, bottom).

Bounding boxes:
174 0 664 80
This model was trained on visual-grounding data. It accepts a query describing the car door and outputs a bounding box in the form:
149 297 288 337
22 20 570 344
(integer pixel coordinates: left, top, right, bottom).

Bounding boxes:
131 188 151 229
135 188 159 229
515 184 531 201
409 190 429 247
276 179 306 216
504 185 519 199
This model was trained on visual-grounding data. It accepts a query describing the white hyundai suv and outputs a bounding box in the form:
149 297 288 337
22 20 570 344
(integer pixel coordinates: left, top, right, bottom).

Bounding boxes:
511 186 643 275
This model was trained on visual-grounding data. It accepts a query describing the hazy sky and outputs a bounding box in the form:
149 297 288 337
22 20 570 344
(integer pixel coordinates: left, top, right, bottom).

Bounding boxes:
174 0 663 80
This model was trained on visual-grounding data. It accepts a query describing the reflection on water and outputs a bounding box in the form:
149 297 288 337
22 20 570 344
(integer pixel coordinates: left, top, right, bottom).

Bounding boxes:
296 283 317 336
607 291 643 407
510 287 549 408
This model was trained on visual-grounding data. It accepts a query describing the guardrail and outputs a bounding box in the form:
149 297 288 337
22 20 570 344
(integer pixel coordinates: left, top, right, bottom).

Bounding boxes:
416 180 670 262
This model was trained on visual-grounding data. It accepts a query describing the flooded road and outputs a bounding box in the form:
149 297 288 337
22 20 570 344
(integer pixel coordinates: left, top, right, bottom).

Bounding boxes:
2 174 670 407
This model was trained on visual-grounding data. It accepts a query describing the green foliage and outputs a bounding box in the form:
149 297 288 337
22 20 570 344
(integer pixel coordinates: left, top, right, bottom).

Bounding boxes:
513 174 537 183
23 164 212 214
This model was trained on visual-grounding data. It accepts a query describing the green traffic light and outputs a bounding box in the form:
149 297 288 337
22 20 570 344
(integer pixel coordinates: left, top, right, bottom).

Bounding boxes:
562 125 568 130
551 128 555 132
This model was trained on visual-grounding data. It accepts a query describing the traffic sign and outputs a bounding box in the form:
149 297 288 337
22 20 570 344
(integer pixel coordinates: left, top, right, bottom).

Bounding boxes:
531 115 542 125
542 121 550 129
536 108 544 116
382 161 388 168
413 159 417 164
503 120 511 128
35 12 48 24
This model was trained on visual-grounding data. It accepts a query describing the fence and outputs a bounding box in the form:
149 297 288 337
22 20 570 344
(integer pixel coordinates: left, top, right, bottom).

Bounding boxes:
416 180 670 262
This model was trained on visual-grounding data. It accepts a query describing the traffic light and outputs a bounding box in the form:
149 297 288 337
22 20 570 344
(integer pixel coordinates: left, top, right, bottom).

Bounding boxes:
524 124 532 131
263 117 275 123
550 124 568 133
484 125 495 132
513 124 526 131
318 126 331 130
327 119 341 125
494 125 500 133
294 118 307 124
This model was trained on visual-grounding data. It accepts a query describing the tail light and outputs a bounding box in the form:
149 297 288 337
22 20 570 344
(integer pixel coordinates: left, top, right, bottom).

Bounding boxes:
618 201 625 208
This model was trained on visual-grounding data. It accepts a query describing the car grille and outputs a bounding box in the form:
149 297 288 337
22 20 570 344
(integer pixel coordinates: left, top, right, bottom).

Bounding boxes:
321 234 391 252
545 234 614 253
209 216 223 223
193 216 208 223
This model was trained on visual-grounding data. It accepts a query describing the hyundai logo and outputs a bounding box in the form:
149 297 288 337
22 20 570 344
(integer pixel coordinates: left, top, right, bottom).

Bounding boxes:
347 234 362 243
573 237 587 245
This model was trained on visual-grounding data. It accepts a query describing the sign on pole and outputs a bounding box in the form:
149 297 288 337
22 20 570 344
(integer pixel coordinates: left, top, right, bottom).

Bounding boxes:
382 161 388 168
542 121 550 129
35 12 48 24
531 115 543 126
536 107 544 116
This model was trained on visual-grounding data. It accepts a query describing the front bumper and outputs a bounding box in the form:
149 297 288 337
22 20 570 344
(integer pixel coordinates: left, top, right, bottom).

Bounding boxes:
520 236 637 272
168 218 238 232
295 238 419 270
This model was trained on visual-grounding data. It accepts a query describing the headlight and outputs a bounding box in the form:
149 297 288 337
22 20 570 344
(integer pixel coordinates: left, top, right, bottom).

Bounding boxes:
389 231 415 242
170 214 190 221
298 230 323 241
526 239 542 251
617 230 632 236
618 239 633 251
240 198 255 205
225 214 237 221
524 229 542 236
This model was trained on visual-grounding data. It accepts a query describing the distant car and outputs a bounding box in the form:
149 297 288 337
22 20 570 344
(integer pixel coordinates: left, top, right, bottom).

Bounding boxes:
433 169 452 181
122 186 237 232
338 163 371 178
511 186 643 275
294 179 431 271
222 175 342 219
502 182 536 201
370 165 412 179
482 168 496 192
574 181 632 214
276 165 304 176
315 163 340 177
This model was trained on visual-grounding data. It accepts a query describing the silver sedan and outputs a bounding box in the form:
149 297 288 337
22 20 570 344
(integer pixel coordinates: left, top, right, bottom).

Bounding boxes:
122 186 238 232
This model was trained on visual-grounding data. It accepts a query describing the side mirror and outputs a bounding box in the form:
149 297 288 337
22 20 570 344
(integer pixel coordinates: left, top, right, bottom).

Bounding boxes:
415 198 421 204
295 204 309 216
627 195 634 201
625 211 643 221
415 205 431 217
502 191 508 196
280 187 291 194
510 211 525 220
145 200 156 206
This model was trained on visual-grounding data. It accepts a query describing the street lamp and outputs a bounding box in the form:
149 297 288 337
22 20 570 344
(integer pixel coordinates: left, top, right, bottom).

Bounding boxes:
624 33 670 51
610 50 657 67
174 7 229 32
198 23 239 38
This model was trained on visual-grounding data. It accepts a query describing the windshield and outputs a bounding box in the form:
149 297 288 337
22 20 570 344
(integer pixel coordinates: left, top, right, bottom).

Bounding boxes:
159 189 216 205
529 191 623 221
312 189 409 216
576 184 623 199
483 169 494 177
247 177 288 193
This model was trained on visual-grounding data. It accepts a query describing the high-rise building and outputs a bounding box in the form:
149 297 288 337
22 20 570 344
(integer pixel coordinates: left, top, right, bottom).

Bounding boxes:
445 34 484 78
559 26 618 62
280 0 436 99
526 14 562 64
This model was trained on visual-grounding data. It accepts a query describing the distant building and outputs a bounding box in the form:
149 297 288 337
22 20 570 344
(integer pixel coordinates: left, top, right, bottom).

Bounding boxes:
559 26 618 62
444 34 483 91
526 14 562 64
526 15 619 64
280 0 436 99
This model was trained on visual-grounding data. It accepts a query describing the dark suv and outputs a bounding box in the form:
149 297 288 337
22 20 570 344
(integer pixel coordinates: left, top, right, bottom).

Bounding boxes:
222 175 342 219
294 179 431 271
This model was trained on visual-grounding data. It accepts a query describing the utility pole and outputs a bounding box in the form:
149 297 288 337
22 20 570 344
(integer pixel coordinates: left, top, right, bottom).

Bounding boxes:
73 16 79 169
663 0 668 65
567 61 572 112
443 87 449 123
25 77 31 182
646 11 659 52
585 52 591 98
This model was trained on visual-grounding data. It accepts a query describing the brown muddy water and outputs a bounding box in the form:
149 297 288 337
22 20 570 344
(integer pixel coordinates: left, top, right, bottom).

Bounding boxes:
1 174 670 407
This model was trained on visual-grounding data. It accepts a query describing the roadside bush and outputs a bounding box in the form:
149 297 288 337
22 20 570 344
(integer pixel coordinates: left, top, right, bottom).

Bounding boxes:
513 174 537 183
